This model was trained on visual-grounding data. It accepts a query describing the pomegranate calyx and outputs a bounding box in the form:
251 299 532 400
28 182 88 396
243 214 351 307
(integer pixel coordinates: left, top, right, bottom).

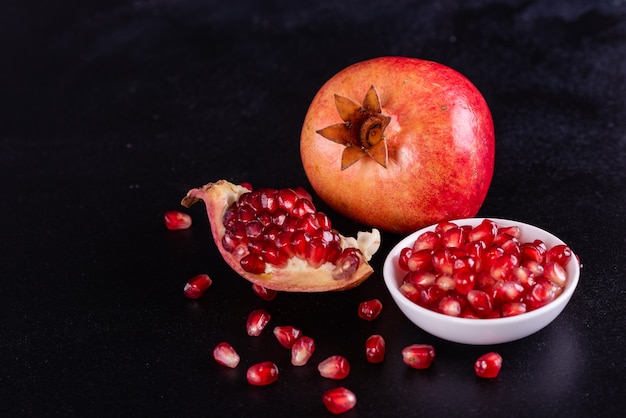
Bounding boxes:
181 180 381 292
316 85 390 170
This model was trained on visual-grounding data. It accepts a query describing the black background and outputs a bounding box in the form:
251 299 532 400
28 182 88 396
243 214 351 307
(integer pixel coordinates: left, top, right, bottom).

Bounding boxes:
2 0 625 416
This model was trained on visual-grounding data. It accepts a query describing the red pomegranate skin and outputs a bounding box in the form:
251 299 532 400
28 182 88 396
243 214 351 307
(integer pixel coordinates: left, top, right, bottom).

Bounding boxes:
300 56 495 234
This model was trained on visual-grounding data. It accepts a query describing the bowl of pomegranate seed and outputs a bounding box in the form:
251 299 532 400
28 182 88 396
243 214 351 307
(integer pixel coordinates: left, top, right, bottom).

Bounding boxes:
383 218 580 345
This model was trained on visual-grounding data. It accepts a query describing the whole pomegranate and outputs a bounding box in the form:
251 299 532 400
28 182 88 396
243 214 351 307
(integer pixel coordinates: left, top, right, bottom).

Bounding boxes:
300 56 495 234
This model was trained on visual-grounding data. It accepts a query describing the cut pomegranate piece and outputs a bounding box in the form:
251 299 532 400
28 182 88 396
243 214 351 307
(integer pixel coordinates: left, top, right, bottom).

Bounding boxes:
402 344 435 369
246 309 271 336
183 273 213 299
181 180 381 292
322 387 357 415
246 361 279 386
474 352 502 378
273 325 303 349
365 334 386 363
358 299 383 321
164 210 192 230
317 355 350 380
291 336 315 366
213 342 240 368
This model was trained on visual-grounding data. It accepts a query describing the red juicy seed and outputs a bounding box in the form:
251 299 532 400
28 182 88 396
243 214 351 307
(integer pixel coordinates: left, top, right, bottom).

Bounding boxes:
213 342 240 368
452 256 475 274
322 387 357 415
412 230 441 251
298 212 320 234
398 247 413 271
439 296 461 316
252 284 277 301
494 280 525 304
281 216 299 232
474 352 502 378
482 245 505 270
164 210 192 230
399 282 421 303
520 240 547 263
291 231 310 259
247 239 264 255
501 302 527 317
318 355 350 380
246 361 279 386
402 344 436 369
237 203 257 222
326 241 343 264
435 275 455 291
240 182 253 191
475 271 497 291
522 259 544 277
467 289 493 316
512 266 537 289
291 336 315 366
500 237 521 257
315 212 332 230
275 230 294 257
271 208 288 227
258 188 278 212
543 261 567 287
404 270 436 287
332 248 361 280
240 254 266 274
261 242 289 267
453 271 475 295
256 210 273 227
525 280 556 310
468 219 497 245
183 273 213 299
245 220 264 238
435 220 458 234
545 244 572 266
222 206 237 230
246 309 271 336
490 253 519 280
262 224 282 242
358 299 383 321
407 249 434 271
442 227 467 248
292 198 316 218
420 285 445 306
497 225 521 239
305 236 328 268
277 188 300 214
365 334 386 363
294 186 313 201
222 228 237 251
432 249 455 275
273 325 303 349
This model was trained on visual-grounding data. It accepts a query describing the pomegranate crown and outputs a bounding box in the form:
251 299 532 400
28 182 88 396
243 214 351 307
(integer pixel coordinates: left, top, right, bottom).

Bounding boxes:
316 85 390 170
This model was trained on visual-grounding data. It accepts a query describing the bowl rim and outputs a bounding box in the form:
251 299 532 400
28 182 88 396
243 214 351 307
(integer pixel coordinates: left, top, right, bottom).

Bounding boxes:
383 217 580 326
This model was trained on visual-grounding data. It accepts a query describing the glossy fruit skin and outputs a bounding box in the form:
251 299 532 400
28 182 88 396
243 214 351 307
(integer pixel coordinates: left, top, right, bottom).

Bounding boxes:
301 56 495 234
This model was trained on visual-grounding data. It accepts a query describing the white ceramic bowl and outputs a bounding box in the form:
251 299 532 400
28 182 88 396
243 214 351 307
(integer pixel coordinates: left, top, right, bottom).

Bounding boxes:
383 218 580 345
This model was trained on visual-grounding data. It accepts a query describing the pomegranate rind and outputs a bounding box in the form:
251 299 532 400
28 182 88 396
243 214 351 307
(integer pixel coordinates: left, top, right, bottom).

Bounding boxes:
181 179 380 292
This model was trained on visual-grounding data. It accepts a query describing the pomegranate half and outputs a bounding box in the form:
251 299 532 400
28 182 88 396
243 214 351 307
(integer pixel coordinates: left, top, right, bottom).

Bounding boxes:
301 56 495 234
181 180 381 292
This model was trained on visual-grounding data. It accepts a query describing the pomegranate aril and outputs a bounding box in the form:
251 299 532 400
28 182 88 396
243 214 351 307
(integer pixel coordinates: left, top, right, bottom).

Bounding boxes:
246 309 271 336
474 352 502 378
291 336 315 366
261 242 289 267
322 387 357 415
435 274 455 291
467 289 493 316
438 296 461 316
545 244 572 266
236 203 257 222
315 212 332 230
365 334 386 363
404 270 436 287
435 220 458 234
213 342 240 368
318 355 350 380
398 247 413 271
306 236 328 268
240 254 266 274
420 285 445 306
246 361 279 386
543 261 567 287
164 210 192 230
252 284 277 301
432 249 455 275
332 248 362 280
298 212 320 234
490 253 519 280
402 344 436 369
453 271 475 295
273 325 302 349
358 299 383 321
512 266 537 289
183 273 213 299
399 282 421 303
520 240 547 263
526 280 557 309
407 249 434 271
277 188 300 213
501 302 527 317
291 230 310 259
292 198 316 218
468 219 497 245
412 230 441 252
497 225 521 239
442 226 467 248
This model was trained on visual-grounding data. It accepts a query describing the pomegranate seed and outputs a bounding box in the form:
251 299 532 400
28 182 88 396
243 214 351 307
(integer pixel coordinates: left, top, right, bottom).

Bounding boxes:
501 302 527 317
453 271 475 295
420 285 445 306
240 254 266 274
164 210 192 230
520 240 547 263
412 230 441 251
213 342 240 368
543 261 568 287
438 296 461 316
306 236 328 268
291 230 310 259
399 282 421 303
182 273 212 299
497 225 521 239
246 309 271 336
468 219 497 245
442 226 467 248
406 249 434 271
291 336 315 366
277 188 300 213
317 355 350 380
474 352 502 378
332 248 362 280
358 299 383 321
240 182 253 191
261 242 289 267
526 280 557 309
404 270 436 287
493 280 525 304
322 387 357 415
545 244 572 266
273 325 302 349
252 283 277 301
246 361 279 386
435 274 455 291
435 220 458 234
292 198 316 218
398 247 413 271
467 289 493 317
365 334 386 363
432 249 455 275
489 253 519 280
402 344 436 369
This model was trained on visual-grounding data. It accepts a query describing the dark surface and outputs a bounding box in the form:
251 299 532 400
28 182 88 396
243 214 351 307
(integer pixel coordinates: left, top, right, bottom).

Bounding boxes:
2 0 625 416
